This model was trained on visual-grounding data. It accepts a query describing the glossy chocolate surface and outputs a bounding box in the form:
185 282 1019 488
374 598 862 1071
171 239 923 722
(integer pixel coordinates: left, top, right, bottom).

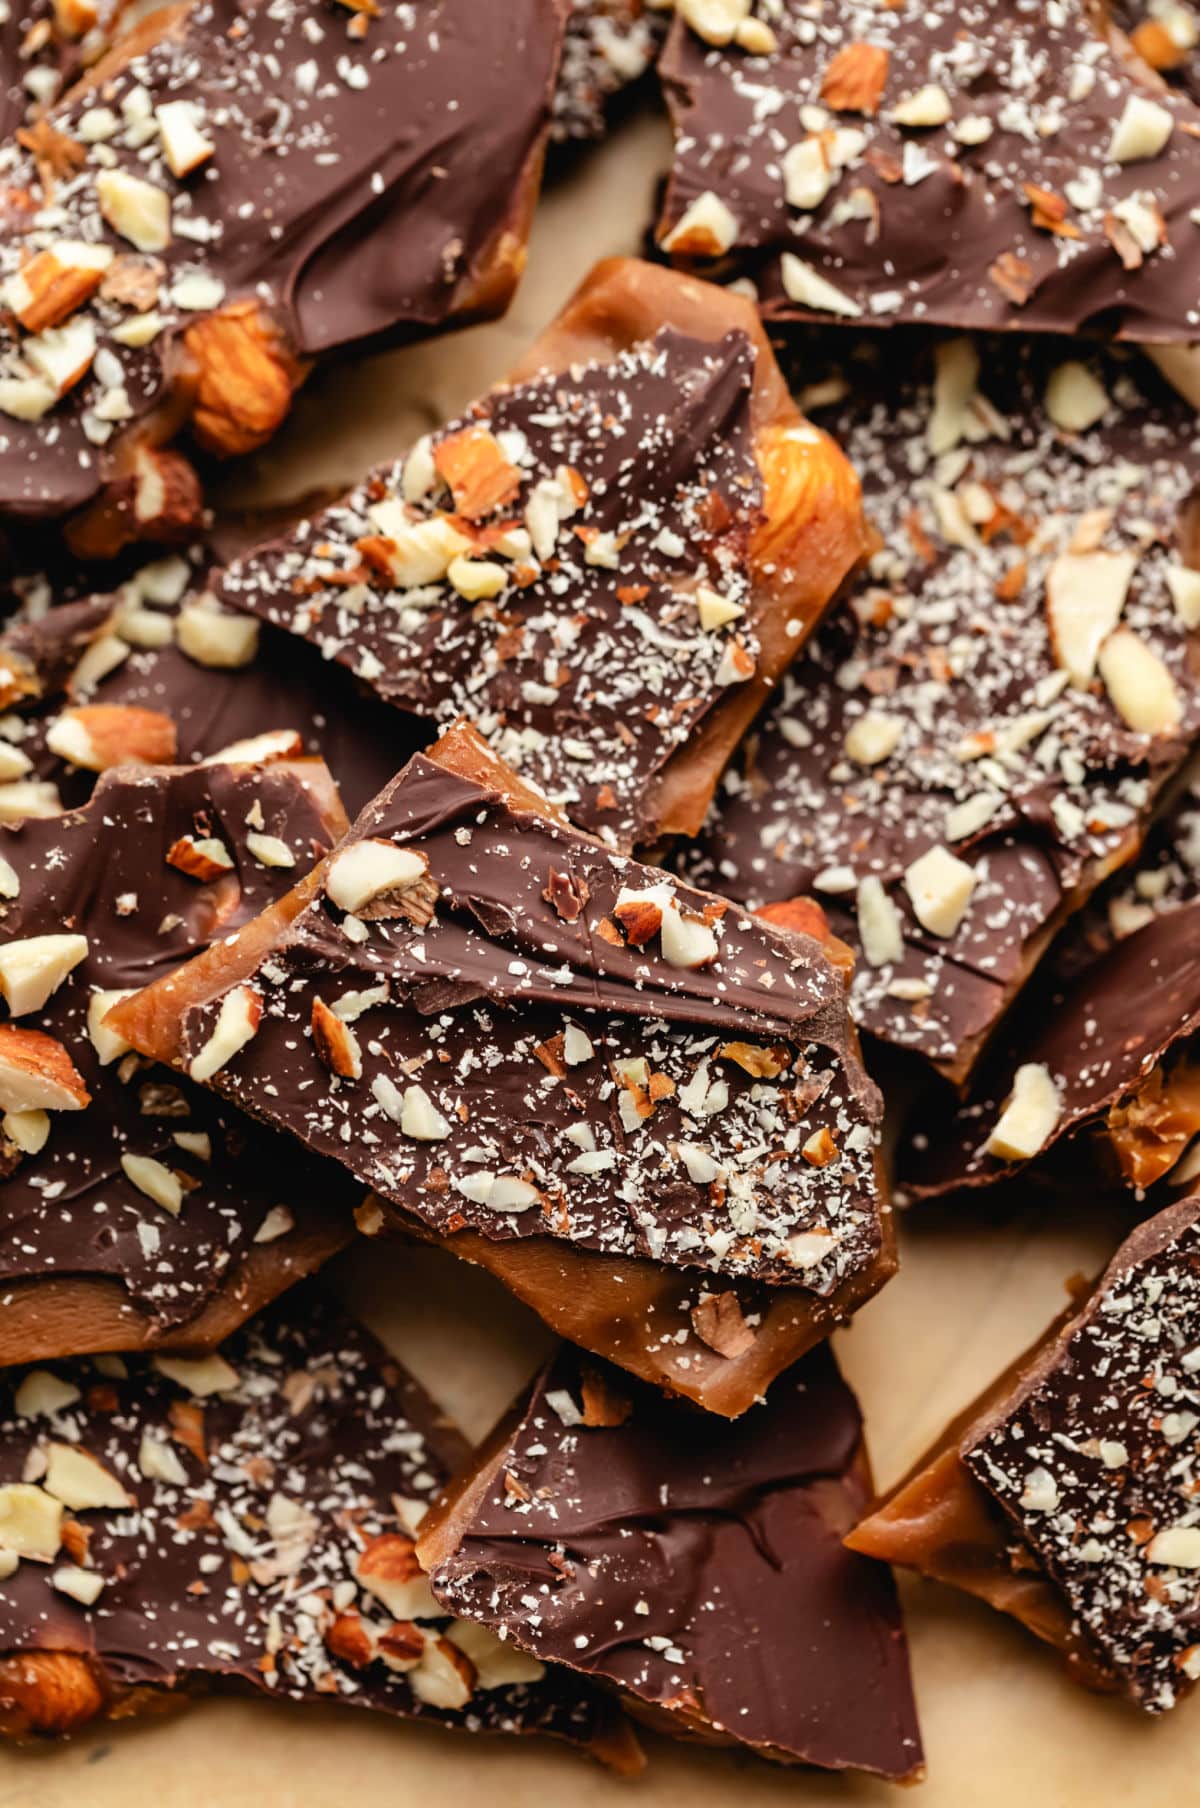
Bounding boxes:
0 761 355 1326
424 1341 923 1777
680 330 1200 1077
658 0 1200 339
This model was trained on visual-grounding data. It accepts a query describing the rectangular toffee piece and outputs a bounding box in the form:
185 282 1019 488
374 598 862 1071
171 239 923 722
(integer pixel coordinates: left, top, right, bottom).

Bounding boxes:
416 1340 924 1780
0 1286 640 1767
0 757 361 1364
215 256 870 852
0 553 425 825
108 721 896 1420
0 0 563 554
656 0 1200 341
680 330 1200 1086
848 1195 1200 1714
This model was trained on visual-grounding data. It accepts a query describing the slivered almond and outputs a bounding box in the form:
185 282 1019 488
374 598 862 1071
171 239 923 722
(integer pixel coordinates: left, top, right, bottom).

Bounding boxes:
311 997 362 1080
188 984 262 1083
819 42 889 114
45 704 177 773
0 1026 90 1113
1045 551 1136 685
1097 628 1182 733
3 241 112 334
432 427 521 521
166 835 234 883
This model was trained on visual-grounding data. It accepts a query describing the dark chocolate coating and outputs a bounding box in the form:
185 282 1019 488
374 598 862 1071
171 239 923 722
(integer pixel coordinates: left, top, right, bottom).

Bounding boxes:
425 1341 923 1778
0 0 561 522
219 325 765 849
552 0 664 142
0 1286 620 1751
0 762 356 1326
678 329 1200 1078
963 1194 1200 1711
659 0 1200 340
174 747 887 1299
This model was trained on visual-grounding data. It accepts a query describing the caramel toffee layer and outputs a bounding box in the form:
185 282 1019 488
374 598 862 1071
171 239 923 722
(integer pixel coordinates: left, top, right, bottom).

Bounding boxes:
658 0 1200 339
420 1342 922 1778
141 742 887 1304
0 1289 630 1757
901 874 1200 1201
0 0 560 522
856 1198 1200 1711
552 0 665 142
0 556 426 821
218 326 770 850
0 761 356 1329
680 331 1200 1081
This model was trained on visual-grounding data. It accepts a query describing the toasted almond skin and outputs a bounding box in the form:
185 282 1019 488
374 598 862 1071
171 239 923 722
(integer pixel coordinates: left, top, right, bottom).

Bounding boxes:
0 1651 105 1735
432 427 522 521
0 1024 91 1111
185 300 304 458
755 895 856 978
612 898 664 947
1131 17 1189 69
819 42 890 115
65 445 204 562
310 996 359 1078
324 1609 376 1669
751 419 867 614
164 837 233 884
356 1531 423 1587
58 704 178 770
10 251 107 335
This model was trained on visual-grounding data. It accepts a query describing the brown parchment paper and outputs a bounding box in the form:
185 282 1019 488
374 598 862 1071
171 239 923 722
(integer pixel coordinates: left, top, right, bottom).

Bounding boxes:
0 106 1196 1808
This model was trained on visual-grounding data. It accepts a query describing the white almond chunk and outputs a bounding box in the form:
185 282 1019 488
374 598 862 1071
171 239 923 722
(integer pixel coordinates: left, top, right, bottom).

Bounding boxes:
0 933 88 1015
927 338 980 454
0 744 32 783
856 876 904 967
45 714 102 771
169 271 226 312
678 1141 720 1184
355 1554 441 1622
1146 1525 1200 1568
1045 551 1137 684
1097 627 1182 733
87 988 135 1064
446 1620 545 1689
1019 1466 1061 1512
1108 93 1174 163
138 1431 188 1486
779 253 862 317
155 99 215 178
71 632 130 695
562 1024 594 1066
0 1484 62 1561
0 1551 18 1579
944 791 1000 842
676 0 750 45
409 1639 475 1710
891 83 952 127
0 779 62 823
661 190 739 256
96 168 171 251
0 854 17 899
1166 564 1200 629
44 1443 132 1511
24 316 95 396
111 311 164 349
326 839 428 913
152 1352 239 1397
177 599 259 669
204 729 303 767
399 1083 450 1141
985 1062 1062 1161
0 375 58 420
782 137 834 212
14 1372 80 1418
244 831 295 869
364 507 472 587
695 586 744 632
120 1152 183 1215
52 1565 105 1606
446 556 506 602
844 712 903 765
254 1203 295 1243
660 902 719 969
189 983 262 1082
452 1172 540 1213
401 436 436 503
903 845 977 938
172 1130 211 1160
1044 362 1108 432
2 1109 50 1154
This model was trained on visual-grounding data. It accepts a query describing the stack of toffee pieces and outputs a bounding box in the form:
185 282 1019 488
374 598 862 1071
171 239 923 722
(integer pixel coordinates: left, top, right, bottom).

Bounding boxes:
2 0 1200 1780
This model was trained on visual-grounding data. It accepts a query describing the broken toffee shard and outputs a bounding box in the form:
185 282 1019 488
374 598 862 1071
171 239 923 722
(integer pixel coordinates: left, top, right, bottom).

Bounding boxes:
215 257 869 852
552 0 667 143
110 722 895 1418
417 1340 923 1779
0 1288 639 1765
849 1195 1200 1713
656 0 1200 341
0 758 358 1363
0 0 561 550
680 331 1200 1086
